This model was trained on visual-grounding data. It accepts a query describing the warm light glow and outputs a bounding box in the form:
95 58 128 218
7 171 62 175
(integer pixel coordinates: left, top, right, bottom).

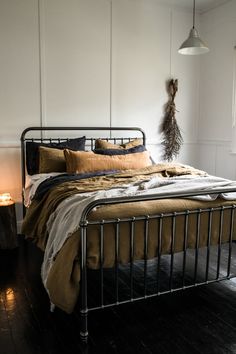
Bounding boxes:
6 288 15 302
0 193 13 205
5 288 16 311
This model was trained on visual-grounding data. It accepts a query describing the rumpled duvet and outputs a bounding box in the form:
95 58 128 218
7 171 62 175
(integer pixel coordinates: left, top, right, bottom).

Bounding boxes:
22 163 236 313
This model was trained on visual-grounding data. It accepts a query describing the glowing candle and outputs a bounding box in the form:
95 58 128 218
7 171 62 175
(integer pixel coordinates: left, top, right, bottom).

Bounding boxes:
0 193 13 206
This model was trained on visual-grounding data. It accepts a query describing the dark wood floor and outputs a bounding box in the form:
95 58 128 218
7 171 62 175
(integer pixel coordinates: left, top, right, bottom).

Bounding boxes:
1 237 236 354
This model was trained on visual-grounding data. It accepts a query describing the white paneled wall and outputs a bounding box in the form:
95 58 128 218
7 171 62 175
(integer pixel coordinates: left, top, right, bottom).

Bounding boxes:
0 0 201 226
0 0 40 227
0 0 40 143
42 0 111 126
198 0 236 177
111 0 170 141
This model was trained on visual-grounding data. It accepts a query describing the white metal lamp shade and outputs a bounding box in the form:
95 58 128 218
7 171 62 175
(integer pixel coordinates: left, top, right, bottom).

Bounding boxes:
178 27 209 55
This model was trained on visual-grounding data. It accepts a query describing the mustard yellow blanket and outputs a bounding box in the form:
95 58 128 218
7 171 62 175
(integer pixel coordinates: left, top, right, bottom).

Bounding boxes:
22 163 236 313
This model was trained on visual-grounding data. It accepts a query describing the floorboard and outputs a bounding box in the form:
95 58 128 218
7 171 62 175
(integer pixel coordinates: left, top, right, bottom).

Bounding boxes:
1 237 236 353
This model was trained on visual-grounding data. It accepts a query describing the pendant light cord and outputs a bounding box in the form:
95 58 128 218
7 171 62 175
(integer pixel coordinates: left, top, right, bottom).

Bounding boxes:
109 0 113 137
193 0 195 29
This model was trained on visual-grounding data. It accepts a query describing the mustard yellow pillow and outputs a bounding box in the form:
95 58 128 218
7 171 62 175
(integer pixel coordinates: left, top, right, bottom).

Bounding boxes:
95 138 143 150
64 149 152 174
39 146 66 173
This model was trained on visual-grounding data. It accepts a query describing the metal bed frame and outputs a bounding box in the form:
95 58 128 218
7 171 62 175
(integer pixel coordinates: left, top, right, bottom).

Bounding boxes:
21 127 236 343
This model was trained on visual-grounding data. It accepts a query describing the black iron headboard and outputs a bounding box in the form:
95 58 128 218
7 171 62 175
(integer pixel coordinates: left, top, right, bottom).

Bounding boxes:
20 126 146 207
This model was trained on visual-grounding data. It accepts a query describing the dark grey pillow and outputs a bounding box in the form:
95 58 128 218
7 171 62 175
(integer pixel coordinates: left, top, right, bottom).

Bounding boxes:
94 145 156 164
26 136 86 175
93 145 146 155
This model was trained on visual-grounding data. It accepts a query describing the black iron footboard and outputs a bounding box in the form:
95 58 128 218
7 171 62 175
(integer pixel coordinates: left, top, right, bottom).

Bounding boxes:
79 190 236 342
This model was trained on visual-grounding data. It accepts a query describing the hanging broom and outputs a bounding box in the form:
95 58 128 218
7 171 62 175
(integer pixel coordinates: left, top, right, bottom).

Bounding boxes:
161 79 183 161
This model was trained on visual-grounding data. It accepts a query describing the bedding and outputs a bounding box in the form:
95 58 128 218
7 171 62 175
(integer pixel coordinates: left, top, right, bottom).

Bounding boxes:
38 140 150 174
93 144 146 155
64 149 152 174
26 136 86 175
24 172 64 207
94 139 156 164
22 163 236 313
95 138 143 150
39 146 66 173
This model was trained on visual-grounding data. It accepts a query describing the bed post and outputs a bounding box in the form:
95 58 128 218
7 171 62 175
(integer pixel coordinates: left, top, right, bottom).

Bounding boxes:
80 221 88 343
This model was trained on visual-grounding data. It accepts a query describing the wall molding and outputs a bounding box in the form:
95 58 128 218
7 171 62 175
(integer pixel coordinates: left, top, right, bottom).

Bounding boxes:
0 140 200 148
38 0 46 128
146 139 199 145
198 139 231 145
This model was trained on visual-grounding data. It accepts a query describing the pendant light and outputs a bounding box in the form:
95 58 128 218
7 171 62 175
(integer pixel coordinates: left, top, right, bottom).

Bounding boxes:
178 0 209 55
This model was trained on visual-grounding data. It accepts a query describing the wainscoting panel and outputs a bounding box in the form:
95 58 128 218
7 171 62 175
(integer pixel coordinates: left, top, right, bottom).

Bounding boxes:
41 0 111 127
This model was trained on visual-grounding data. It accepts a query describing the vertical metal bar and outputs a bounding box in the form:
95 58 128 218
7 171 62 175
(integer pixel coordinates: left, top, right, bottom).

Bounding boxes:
80 223 88 342
100 222 104 307
194 210 201 284
130 218 135 300
205 209 213 283
216 207 224 279
182 211 190 288
142 134 146 147
169 213 176 291
227 206 235 278
115 219 120 303
21 138 26 217
144 216 149 297
157 215 163 294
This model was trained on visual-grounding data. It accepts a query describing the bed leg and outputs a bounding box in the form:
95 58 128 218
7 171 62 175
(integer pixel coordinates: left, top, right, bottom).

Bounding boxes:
80 309 88 343
80 221 88 343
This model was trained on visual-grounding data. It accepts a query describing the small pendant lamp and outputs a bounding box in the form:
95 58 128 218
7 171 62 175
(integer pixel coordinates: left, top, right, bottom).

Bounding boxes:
178 0 209 55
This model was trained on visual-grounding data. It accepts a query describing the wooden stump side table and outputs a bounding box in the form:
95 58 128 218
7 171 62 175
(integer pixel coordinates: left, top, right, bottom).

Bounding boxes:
0 200 18 249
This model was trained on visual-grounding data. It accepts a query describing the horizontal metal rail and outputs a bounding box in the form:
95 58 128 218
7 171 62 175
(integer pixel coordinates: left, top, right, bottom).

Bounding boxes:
88 275 236 312
79 192 236 227
84 205 236 225
20 126 145 138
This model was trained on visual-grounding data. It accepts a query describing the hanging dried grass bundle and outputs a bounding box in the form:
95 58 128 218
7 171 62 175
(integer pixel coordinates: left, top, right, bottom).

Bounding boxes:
161 79 183 161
